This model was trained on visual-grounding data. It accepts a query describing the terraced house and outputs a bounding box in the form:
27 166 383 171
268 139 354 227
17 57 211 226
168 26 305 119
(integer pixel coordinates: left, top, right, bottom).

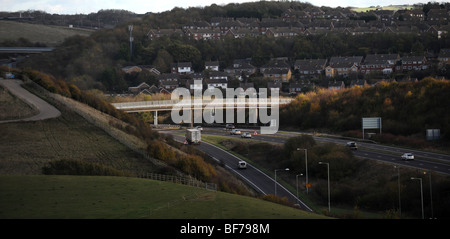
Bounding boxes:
325 56 363 78
360 54 400 75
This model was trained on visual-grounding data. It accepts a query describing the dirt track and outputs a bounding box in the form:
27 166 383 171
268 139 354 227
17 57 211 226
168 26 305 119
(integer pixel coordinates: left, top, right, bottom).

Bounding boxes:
0 79 61 123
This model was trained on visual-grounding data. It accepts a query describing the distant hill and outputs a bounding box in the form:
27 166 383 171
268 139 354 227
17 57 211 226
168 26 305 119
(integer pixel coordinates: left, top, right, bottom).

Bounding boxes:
0 20 93 46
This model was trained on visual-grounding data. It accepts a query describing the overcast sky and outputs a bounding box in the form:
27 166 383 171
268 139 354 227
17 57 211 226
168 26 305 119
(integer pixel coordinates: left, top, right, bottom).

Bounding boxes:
0 0 435 14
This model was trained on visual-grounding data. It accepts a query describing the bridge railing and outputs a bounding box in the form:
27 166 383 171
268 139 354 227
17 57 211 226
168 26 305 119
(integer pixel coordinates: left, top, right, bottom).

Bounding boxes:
112 98 292 110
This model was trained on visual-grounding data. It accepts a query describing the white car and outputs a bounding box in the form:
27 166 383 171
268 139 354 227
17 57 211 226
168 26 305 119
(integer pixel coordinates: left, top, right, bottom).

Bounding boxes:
241 132 252 138
401 153 414 161
230 129 241 135
195 126 203 131
238 160 247 169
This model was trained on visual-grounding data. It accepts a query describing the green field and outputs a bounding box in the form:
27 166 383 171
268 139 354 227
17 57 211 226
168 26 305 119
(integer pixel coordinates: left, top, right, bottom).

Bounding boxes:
0 175 330 219
351 5 415 12
0 20 93 45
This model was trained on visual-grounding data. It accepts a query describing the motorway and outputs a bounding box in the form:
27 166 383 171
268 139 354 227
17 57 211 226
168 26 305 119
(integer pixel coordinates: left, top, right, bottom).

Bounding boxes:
161 126 450 212
164 131 314 212
193 127 450 175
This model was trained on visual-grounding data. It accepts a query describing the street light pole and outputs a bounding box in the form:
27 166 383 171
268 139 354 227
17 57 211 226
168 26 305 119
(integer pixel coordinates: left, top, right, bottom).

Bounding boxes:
319 162 330 213
424 171 434 219
275 168 289 196
297 148 308 194
411 177 424 219
394 165 401 217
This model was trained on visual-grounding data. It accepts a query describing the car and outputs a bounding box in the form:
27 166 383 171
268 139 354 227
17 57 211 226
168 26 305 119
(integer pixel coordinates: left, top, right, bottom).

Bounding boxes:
226 124 235 130
195 126 203 131
401 153 414 161
241 132 252 138
230 129 241 135
346 141 358 150
238 160 247 169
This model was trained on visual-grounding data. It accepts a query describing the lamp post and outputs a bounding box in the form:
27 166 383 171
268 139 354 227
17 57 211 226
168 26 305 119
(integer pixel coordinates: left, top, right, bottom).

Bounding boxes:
297 148 308 194
411 177 424 219
423 171 434 219
319 162 330 213
394 165 401 217
274 168 289 196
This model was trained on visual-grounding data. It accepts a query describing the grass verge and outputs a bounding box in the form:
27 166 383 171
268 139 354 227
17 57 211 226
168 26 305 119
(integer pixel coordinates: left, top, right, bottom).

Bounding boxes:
0 175 330 219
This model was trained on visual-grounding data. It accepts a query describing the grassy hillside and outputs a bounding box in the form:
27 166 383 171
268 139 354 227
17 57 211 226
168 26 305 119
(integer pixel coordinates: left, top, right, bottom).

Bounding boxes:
0 86 160 175
0 20 93 46
0 175 329 219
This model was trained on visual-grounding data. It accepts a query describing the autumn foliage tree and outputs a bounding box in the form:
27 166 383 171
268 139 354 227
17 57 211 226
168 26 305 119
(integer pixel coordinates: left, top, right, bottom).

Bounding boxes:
280 78 450 142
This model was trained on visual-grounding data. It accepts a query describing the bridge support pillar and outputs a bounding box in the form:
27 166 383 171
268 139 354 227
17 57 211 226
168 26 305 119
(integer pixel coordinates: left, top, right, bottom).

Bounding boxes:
154 110 158 126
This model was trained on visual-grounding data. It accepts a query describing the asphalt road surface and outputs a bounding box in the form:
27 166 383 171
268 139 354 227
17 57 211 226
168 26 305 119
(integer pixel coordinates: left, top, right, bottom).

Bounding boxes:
195 127 450 176
161 126 450 212
0 79 61 123
166 132 314 212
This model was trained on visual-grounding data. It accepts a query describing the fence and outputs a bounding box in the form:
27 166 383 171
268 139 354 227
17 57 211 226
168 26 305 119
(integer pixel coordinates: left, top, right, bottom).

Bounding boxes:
140 172 217 191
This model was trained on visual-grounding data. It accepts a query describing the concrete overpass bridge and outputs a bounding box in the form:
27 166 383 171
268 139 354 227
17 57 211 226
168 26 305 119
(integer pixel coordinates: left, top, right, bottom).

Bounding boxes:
0 47 55 54
112 98 293 126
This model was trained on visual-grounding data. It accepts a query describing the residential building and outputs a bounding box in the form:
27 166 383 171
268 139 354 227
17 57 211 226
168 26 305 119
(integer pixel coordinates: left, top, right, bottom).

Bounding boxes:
206 78 228 89
171 62 193 74
261 59 292 82
146 29 184 40
128 82 151 95
360 54 400 75
328 80 345 90
224 59 257 80
438 49 450 65
396 55 428 71
159 80 179 91
205 61 220 71
294 59 327 79
350 79 368 88
326 56 363 77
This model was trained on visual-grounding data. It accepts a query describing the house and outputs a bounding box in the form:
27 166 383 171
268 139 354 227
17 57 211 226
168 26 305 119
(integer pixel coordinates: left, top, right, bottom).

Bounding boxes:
224 28 260 38
159 80 179 91
185 28 222 40
438 49 450 65
128 82 151 95
171 62 193 74
294 59 327 79
157 73 180 84
350 80 368 88
326 56 363 78
396 55 428 71
328 80 345 90
260 59 292 82
206 78 227 89
224 59 257 80
265 27 302 38
426 9 449 25
121 66 142 74
205 61 220 71
186 79 204 92
262 68 292 83
146 29 184 40
289 81 315 94
361 54 400 75
209 71 228 81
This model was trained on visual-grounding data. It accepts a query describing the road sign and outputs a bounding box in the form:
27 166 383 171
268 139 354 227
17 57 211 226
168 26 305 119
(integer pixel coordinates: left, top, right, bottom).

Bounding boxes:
305 184 311 188
362 117 382 139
